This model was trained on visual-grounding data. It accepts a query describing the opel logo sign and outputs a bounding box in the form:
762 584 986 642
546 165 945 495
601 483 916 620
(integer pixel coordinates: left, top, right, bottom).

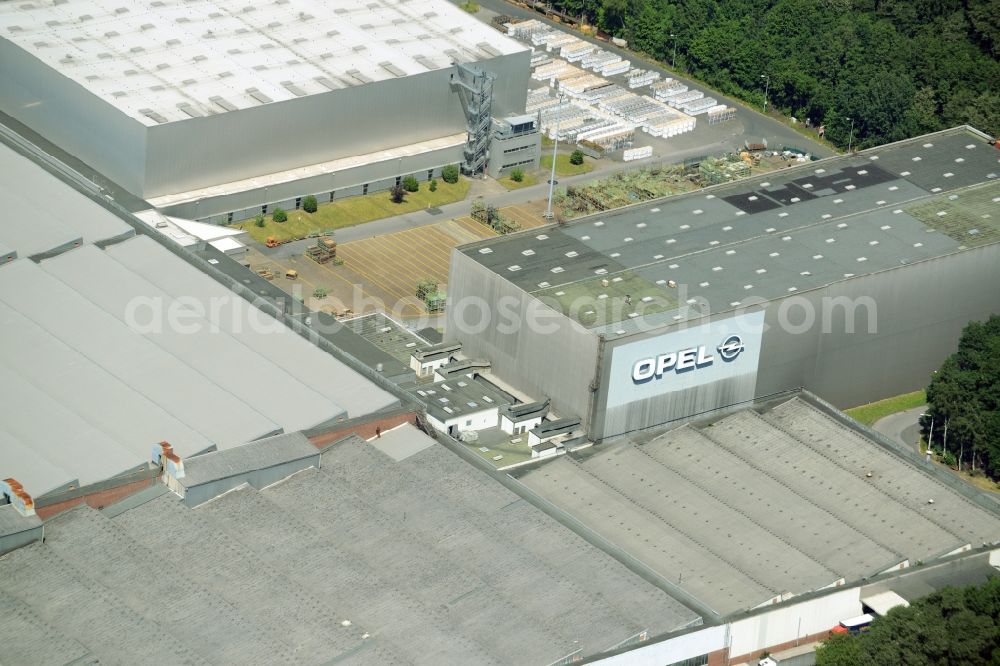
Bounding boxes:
717 335 745 362
632 333 748 383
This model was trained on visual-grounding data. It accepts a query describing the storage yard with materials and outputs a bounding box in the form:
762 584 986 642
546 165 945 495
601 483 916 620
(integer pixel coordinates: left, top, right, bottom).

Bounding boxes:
246 201 551 318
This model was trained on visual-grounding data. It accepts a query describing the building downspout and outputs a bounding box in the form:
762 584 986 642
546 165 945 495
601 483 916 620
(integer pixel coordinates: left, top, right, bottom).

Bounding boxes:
586 334 606 444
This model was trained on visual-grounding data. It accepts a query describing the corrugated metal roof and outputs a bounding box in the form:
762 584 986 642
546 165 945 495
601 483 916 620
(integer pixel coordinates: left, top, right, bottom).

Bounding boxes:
40 242 348 432
104 236 397 419
0 141 397 499
180 432 316 487
0 426 699 663
0 142 132 257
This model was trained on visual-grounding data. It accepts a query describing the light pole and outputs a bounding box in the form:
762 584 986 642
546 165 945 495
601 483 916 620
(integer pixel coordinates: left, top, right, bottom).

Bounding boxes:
927 413 934 455
670 33 677 69
545 94 565 220
760 74 770 114
847 117 855 153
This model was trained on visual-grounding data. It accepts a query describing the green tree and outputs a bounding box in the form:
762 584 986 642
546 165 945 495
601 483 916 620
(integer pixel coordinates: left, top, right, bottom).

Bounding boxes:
813 633 862 666
429 178 437 192
816 577 1000 665
402 175 419 192
312 287 328 299
302 194 318 213
924 315 1000 475
569 150 584 165
253 213 265 228
541 0 1000 145
272 208 287 223
441 164 460 184
509 167 524 182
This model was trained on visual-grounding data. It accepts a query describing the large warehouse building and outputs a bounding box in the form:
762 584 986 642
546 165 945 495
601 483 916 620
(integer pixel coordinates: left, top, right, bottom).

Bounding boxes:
0 0 530 221
0 127 397 511
446 127 1000 440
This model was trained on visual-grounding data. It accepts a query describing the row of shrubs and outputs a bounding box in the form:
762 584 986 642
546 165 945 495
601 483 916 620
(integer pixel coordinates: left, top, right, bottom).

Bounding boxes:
252 165 463 224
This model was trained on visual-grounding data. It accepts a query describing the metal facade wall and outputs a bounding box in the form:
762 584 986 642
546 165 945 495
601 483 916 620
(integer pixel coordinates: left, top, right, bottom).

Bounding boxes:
0 44 529 200
593 312 765 440
161 145 463 221
487 130 541 177
181 454 319 508
756 244 1000 408
144 52 531 198
0 39 148 195
445 249 598 422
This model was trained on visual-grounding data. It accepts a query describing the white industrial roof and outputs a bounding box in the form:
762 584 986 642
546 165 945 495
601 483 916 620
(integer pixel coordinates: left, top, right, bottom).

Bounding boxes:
861 590 910 616
0 141 133 256
103 235 397 418
0 136 398 500
0 0 526 125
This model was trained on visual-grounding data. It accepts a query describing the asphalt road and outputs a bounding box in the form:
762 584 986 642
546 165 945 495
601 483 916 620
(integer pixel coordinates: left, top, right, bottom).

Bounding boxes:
872 405 927 452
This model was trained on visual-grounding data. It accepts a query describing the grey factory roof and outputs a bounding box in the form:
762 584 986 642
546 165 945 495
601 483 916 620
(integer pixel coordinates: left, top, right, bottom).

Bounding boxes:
462 127 1000 338
411 376 511 423
188 244 415 382
531 417 581 438
0 141 133 257
0 0 525 126
341 312 431 366
434 357 492 381
178 431 317 488
0 425 698 664
0 138 396 500
501 398 550 422
0 505 41 539
517 397 1000 618
412 340 462 363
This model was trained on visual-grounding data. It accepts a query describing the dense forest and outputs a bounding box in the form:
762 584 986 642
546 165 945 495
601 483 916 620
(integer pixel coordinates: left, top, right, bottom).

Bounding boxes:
923 315 1000 478
540 0 1000 149
815 576 1000 665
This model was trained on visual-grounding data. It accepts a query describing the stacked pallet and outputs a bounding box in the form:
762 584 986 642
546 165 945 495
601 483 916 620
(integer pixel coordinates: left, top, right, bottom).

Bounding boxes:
531 30 555 46
577 124 636 151
597 58 631 76
707 105 736 124
532 60 586 84
582 50 618 70
682 97 717 115
666 89 704 108
530 51 552 68
545 33 578 52
586 84 630 103
652 82 689 103
506 19 547 40
643 110 697 138
559 74 614 102
561 39 595 63
600 94 667 123
625 68 661 89
623 145 653 161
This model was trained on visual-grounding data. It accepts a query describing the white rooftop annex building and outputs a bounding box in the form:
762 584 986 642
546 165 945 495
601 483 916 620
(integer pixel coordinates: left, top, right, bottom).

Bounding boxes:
0 0 531 220
0 136 397 504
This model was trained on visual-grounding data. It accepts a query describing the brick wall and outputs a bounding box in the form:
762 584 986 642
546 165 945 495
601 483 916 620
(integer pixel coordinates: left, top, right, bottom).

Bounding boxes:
35 477 158 521
308 410 420 449
708 648 728 666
